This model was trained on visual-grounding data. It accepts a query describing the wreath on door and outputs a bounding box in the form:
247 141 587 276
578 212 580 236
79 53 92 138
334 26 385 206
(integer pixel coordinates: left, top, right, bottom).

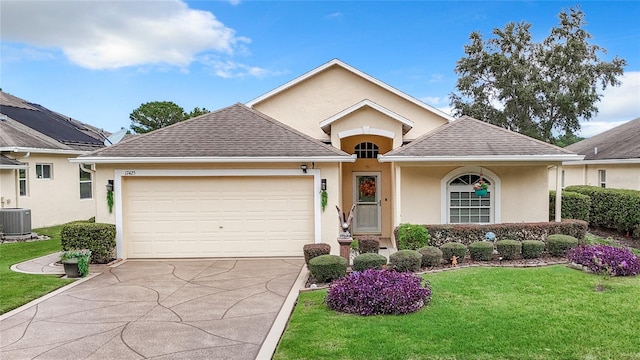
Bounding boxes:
359 178 376 197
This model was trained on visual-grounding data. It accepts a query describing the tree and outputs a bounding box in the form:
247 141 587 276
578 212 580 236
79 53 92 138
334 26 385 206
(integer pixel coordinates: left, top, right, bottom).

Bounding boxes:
129 102 210 134
450 7 626 143
553 132 585 148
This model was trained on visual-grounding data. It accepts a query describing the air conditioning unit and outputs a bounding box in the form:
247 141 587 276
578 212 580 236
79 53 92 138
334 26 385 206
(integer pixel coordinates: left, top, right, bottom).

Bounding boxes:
0 208 32 236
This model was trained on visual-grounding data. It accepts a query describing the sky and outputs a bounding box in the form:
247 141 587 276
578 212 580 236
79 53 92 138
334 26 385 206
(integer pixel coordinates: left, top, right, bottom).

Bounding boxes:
1 0 639 139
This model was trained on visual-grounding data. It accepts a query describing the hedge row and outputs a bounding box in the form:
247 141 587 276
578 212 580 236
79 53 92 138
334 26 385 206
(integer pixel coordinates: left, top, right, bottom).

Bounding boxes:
394 220 587 247
564 185 640 235
549 190 591 222
60 222 116 264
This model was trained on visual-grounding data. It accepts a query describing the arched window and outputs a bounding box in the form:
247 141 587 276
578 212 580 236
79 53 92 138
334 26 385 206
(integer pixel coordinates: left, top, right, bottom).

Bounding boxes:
447 173 493 224
354 142 379 159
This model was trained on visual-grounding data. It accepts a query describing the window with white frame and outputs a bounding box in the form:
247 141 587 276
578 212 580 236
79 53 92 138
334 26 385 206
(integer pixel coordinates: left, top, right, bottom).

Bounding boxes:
35 164 52 179
448 174 492 224
354 142 379 159
79 165 93 199
18 169 28 196
598 170 606 188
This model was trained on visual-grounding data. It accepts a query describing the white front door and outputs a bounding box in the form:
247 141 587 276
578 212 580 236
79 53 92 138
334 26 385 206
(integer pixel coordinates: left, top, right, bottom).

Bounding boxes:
353 172 381 233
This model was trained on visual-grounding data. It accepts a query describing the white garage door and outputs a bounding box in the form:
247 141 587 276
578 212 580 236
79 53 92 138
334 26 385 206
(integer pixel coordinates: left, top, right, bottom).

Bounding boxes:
123 176 314 258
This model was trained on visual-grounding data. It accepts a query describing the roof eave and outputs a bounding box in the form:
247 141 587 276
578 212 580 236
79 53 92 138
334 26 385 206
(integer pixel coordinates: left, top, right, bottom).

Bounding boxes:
378 155 585 163
70 155 357 164
0 147 89 155
0 164 29 169
562 158 640 165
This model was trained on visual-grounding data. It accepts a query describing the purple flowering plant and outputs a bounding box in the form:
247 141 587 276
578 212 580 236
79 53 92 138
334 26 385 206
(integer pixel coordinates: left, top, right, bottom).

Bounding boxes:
567 244 640 277
325 268 432 316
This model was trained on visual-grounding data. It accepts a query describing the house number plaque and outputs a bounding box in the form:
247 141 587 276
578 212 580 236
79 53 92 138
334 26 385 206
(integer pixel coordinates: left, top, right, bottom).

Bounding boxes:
124 170 136 176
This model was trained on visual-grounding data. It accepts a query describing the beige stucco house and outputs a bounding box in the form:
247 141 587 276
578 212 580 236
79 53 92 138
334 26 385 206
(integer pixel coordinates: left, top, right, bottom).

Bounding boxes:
1 91 105 229
550 117 640 191
75 59 581 259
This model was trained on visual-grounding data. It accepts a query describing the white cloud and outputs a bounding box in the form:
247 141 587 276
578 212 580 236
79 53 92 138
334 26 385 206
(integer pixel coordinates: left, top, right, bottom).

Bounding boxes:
0 0 247 70
578 71 640 137
201 58 286 79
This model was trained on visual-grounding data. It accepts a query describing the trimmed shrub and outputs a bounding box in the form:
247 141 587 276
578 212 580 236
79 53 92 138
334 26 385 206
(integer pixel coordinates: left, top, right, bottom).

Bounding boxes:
565 185 640 234
308 255 347 282
358 235 380 254
418 246 443 267
303 243 331 265
568 245 640 276
440 242 467 264
396 220 587 247
549 190 591 222
61 222 116 264
396 223 431 250
521 240 545 259
352 253 387 271
547 234 579 257
468 241 494 261
389 250 422 272
326 269 432 315
496 240 522 260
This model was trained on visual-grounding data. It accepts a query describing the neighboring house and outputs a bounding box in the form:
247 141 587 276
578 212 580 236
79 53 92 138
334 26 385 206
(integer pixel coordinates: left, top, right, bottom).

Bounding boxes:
0 91 106 228
550 117 640 191
75 59 581 259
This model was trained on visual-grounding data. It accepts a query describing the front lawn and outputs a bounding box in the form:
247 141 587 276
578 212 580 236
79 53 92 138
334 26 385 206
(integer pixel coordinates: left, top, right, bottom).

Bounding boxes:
0 225 73 314
275 265 640 360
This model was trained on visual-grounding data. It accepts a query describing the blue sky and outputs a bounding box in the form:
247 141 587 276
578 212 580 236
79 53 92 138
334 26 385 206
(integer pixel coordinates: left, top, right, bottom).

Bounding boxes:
1 1 639 138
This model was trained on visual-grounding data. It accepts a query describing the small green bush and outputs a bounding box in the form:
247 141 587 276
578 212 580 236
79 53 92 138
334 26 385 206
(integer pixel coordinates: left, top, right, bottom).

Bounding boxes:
308 255 347 282
468 241 494 261
418 246 443 267
389 250 422 272
60 222 116 264
358 235 380 254
396 224 431 250
547 234 579 257
521 240 545 259
440 242 467 264
549 190 591 222
496 240 521 260
303 243 331 265
352 253 387 271
565 185 640 234
350 239 359 251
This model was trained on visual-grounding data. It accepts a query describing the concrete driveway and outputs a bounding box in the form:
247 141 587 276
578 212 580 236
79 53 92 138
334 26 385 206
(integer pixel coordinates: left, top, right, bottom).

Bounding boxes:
1 258 305 360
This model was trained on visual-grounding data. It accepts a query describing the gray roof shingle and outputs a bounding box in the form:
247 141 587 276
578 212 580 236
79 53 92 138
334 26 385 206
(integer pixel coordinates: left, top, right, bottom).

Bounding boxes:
384 116 574 157
83 103 351 158
566 117 640 160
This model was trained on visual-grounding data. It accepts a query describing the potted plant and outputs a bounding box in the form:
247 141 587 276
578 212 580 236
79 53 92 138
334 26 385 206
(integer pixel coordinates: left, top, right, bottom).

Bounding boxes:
473 179 488 196
61 249 92 278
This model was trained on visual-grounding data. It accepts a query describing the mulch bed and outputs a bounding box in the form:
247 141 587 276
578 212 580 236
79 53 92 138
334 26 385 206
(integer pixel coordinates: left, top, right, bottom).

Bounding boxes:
588 227 640 250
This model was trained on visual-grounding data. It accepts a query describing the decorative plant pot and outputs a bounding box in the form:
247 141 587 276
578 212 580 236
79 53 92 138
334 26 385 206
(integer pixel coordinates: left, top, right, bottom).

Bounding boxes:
62 258 80 278
475 189 488 196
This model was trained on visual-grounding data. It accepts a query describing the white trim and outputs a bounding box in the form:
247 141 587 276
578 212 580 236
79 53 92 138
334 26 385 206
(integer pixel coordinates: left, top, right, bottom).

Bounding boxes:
71 156 356 164
319 99 414 130
113 168 321 259
0 164 28 169
380 155 584 163
338 127 395 139
1 147 89 155
245 59 455 122
440 167 501 224
562 158 640 165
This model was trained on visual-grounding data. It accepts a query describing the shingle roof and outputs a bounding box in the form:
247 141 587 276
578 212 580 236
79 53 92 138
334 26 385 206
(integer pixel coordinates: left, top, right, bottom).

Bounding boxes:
566 117 640 160
82 103 351 159
384 116 574 157
0 91 105 151
0 154 26 168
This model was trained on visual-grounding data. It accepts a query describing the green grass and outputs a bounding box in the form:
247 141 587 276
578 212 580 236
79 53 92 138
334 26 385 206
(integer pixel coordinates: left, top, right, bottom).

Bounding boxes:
0 225 73 314
275 265 640 360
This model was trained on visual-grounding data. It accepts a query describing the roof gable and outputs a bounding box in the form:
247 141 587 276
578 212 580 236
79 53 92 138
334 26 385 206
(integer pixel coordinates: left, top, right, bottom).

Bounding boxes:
319 100 414 135
566 117 640 160
382 116 578 161
81 103 353 160
246 59 454 122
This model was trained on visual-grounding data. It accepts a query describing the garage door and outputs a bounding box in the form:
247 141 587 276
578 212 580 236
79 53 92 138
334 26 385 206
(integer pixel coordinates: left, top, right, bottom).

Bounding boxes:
123 176 314 258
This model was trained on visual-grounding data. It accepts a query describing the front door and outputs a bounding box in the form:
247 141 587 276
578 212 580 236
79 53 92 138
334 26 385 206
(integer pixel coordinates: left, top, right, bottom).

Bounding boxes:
353 172 381 233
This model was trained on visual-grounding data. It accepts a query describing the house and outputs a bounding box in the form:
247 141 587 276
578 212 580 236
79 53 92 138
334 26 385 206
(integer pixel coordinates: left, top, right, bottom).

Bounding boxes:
551 117 640 190
74 59 581 259
0 91 105 228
